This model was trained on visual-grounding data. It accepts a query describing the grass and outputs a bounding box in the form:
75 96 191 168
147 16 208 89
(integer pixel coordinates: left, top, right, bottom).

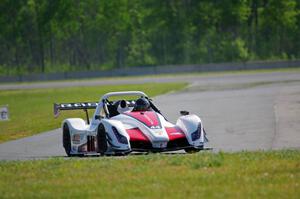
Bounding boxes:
0 150 299 198
0 82 187 143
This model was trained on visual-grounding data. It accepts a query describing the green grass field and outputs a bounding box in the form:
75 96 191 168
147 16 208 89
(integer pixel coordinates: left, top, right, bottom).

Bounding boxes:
0 150 299 198
0 83 186 143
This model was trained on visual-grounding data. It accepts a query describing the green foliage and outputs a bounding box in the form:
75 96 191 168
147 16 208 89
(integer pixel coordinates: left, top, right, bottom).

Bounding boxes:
0 82 187 142
0 0 300 75
0 150 299 198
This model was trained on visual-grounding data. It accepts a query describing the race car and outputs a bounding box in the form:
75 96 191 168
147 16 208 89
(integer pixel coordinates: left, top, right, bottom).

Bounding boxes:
54 91 208 156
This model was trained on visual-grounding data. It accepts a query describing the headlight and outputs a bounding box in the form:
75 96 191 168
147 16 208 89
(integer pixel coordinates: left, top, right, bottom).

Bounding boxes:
191 123 201 141
112 126 128 144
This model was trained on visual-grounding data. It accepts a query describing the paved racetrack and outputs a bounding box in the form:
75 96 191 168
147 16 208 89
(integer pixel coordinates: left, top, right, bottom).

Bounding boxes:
1 71 300 160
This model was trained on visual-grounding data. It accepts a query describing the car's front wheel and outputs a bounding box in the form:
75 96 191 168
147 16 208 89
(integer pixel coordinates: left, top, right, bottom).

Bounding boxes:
97 124 108 155
63 123 73 157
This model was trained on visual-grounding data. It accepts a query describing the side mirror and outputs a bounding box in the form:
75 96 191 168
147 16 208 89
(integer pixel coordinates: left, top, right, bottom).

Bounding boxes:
180 110 189 116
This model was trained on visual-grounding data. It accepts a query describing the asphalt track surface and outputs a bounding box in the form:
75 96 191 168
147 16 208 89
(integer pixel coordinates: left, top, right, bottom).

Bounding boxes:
1 71 300 160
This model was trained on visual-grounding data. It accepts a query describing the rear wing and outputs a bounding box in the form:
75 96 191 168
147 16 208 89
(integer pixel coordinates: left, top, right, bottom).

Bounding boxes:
54 102 98 118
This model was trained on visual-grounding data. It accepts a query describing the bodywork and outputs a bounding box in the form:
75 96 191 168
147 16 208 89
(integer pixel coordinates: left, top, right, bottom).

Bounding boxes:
55 91 207 156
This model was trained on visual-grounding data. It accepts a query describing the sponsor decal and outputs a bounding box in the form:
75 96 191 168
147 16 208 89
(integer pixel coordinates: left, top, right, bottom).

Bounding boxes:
54 102 98 117
152 141 167 148
150 125 161 129
60 102 98 108
0 105 9 121
72 134 81 144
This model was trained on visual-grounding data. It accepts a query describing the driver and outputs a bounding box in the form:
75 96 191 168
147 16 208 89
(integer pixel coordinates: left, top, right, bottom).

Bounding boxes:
133 97 150 111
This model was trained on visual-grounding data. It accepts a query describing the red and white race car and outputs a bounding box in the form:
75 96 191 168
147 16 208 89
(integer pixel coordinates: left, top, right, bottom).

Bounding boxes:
54 91 208 156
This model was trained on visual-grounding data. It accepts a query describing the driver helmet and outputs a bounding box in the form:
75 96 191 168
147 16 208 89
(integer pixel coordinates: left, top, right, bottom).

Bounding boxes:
134 97 150 111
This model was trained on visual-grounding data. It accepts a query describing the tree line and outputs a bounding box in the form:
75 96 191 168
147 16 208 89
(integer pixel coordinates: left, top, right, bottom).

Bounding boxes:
0 0 299 75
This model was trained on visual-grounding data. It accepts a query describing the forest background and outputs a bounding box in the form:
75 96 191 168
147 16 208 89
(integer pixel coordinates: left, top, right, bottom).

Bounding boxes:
0 0 299 76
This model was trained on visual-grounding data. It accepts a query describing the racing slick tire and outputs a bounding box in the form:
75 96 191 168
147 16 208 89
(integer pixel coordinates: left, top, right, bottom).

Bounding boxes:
63 123 73 157
97 124 108 156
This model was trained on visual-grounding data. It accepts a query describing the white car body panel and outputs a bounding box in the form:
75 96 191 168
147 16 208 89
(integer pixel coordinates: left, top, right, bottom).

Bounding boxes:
55 91 208 156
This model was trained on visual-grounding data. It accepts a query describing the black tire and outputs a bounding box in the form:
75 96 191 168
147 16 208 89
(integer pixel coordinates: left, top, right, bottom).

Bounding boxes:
97 124 108 155
63 123 73 157
184 146 203 154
